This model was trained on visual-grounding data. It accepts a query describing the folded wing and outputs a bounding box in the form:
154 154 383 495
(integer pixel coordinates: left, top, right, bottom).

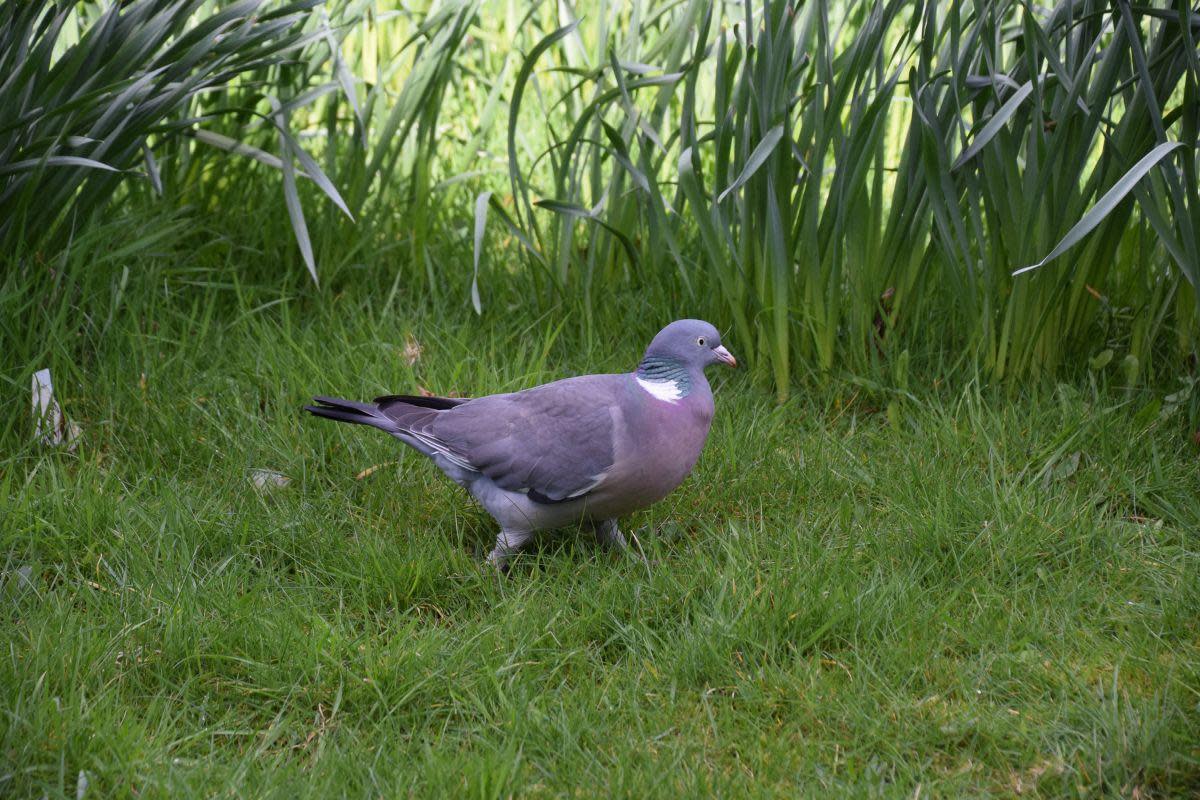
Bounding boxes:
402 375 621 503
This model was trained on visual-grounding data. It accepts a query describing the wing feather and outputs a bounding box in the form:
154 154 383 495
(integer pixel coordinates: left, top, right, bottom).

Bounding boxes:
427 374 622 502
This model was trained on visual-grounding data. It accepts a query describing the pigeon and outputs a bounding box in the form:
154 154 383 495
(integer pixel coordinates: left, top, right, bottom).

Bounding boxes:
305 319 736 568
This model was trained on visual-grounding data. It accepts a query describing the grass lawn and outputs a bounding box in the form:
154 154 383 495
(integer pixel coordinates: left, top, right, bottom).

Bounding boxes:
3 263 1199 797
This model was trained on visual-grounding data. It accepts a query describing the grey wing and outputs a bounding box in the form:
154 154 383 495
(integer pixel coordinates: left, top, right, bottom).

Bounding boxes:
428 375 621 502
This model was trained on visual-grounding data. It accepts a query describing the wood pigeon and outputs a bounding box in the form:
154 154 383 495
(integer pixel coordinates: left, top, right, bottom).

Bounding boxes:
305 319 736 568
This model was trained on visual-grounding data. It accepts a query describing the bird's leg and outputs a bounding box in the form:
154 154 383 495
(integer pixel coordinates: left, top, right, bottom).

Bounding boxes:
486 528 533 571
593 518 653 570
592 518 628 551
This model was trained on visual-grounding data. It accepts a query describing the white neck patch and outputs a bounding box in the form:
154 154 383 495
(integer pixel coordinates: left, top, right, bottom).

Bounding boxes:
636 376 683 403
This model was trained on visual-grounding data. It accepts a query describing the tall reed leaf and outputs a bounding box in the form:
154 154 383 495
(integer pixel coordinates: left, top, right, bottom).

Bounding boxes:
0 0 319 250
1014 141 1184 276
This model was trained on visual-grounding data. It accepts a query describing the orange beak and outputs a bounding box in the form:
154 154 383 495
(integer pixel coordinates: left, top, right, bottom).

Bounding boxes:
713 345 737 368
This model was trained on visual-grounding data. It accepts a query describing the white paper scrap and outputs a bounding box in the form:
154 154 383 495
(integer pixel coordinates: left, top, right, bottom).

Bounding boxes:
31 368 81 450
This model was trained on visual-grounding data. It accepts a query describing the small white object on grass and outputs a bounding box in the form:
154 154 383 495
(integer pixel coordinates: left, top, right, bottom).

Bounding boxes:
32 368 81 450
402 333 422 365
250 469 291 490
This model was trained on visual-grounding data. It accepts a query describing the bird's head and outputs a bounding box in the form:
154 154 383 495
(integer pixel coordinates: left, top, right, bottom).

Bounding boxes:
641 319 737 371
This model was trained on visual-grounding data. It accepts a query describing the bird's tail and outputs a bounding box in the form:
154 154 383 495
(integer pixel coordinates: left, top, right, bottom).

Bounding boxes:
304 396 400 432
304 393 470 432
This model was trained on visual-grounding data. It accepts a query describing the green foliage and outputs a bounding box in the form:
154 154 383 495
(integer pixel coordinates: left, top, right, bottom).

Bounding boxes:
484 0 1200 394
2 0 1198 389
914 0 1200 382
4 5 1198 794
2 0 1200 391
0 0 321 248
2 241 1198 796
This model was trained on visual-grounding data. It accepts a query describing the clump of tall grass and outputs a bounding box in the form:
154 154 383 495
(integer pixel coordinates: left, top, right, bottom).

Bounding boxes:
0 0 490 287
488 0 1199 396
0 0 324 251
919 0 1199 383
167 0 482 288
6 0 1196 395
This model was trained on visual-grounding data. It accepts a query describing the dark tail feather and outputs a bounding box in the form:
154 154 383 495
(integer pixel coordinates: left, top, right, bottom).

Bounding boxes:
304 396 398 432
375 393 470 411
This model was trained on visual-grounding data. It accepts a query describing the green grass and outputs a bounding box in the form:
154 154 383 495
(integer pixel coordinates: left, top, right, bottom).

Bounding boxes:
3 227 1199 797
3 2 1199 794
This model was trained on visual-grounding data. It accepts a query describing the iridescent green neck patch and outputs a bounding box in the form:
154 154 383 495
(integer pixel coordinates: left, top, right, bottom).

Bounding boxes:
635 356 692 399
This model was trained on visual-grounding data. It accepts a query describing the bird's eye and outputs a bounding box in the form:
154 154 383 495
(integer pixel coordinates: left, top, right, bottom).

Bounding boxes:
697 336 706 346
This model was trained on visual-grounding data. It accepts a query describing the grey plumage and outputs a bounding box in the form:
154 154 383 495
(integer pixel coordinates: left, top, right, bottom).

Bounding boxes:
306 319 736 568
